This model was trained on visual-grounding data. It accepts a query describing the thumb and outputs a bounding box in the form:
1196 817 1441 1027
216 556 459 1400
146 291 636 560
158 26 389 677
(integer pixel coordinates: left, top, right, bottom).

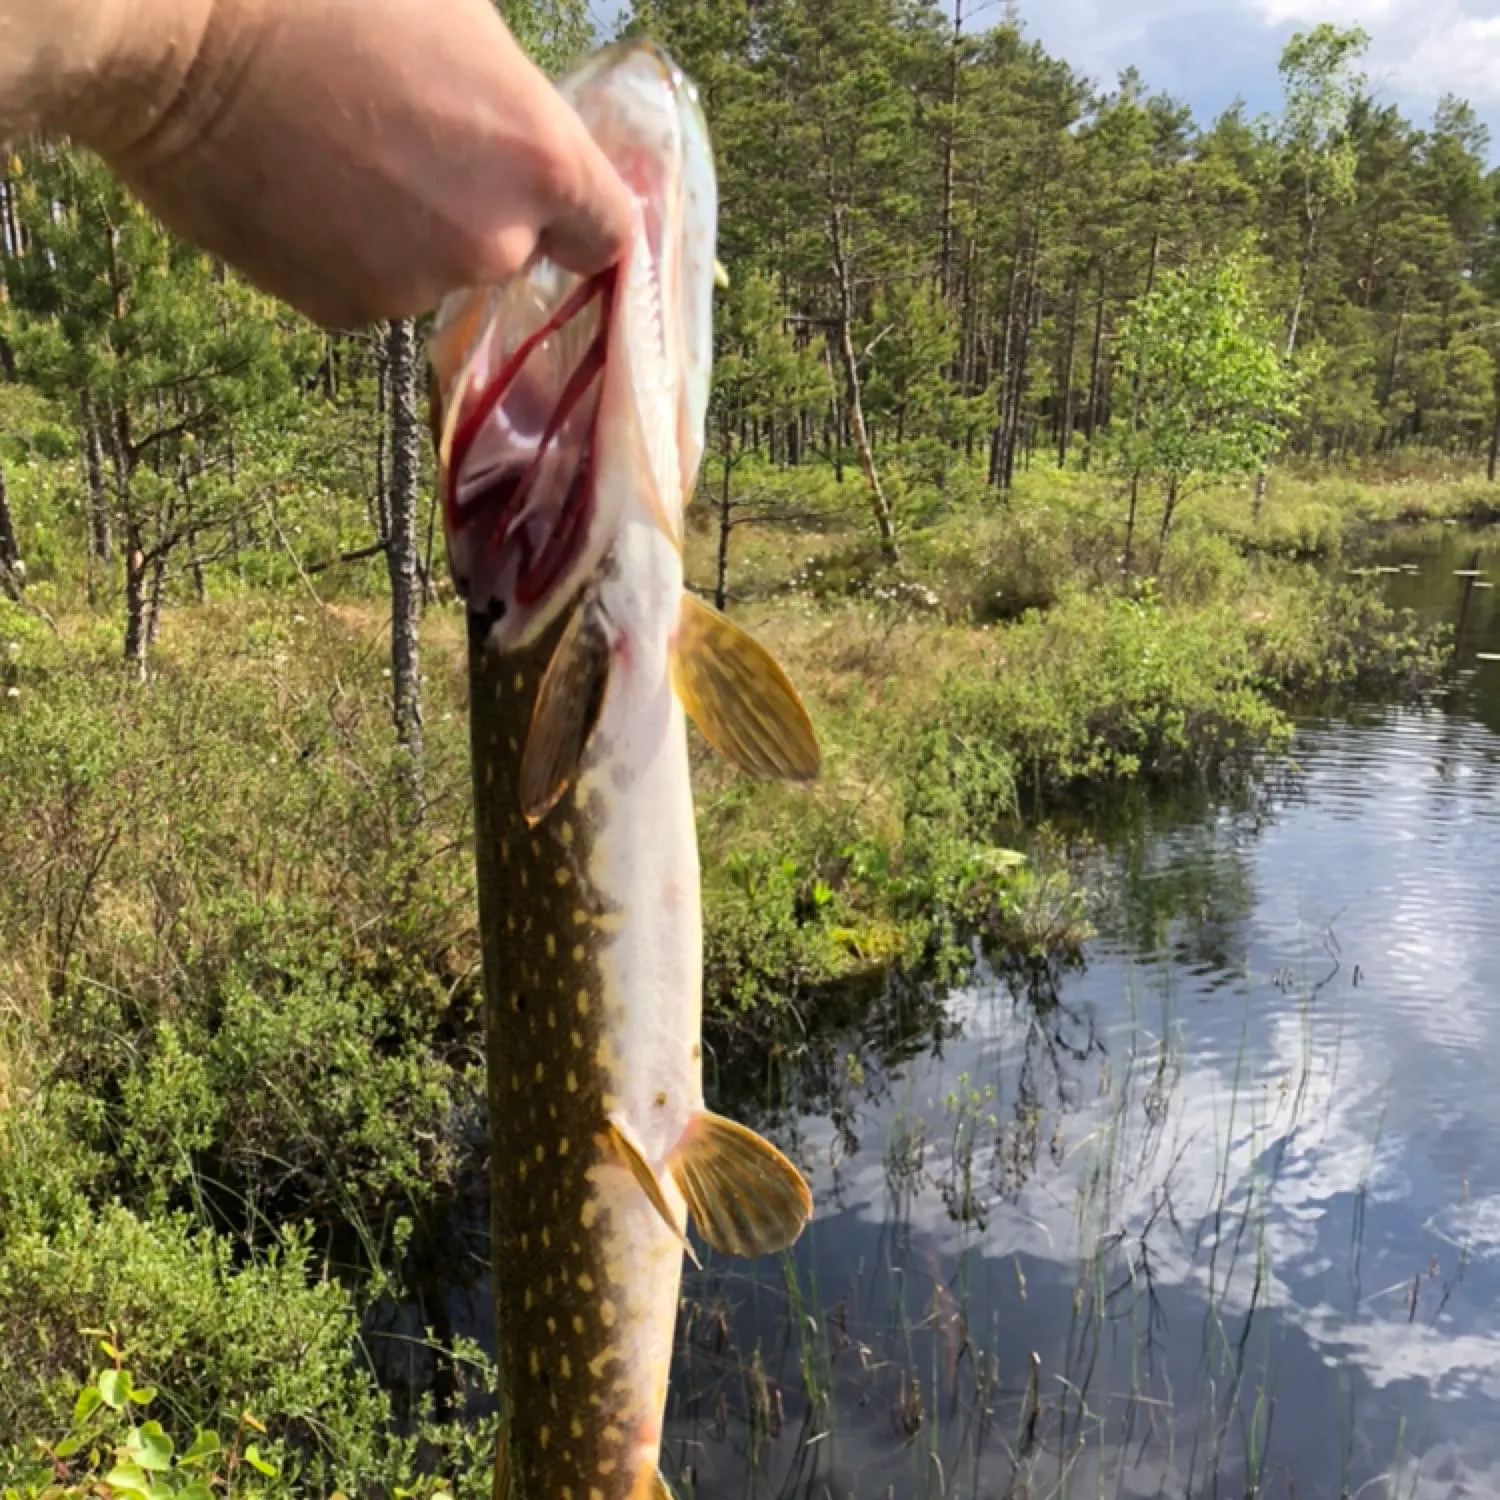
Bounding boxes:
537 120 637 280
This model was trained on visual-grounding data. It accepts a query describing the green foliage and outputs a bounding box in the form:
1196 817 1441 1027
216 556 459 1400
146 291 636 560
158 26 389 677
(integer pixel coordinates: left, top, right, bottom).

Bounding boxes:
0 1208 379 1491
1274 23 1369 213
0 1279 494 1500
0 601 480 1250
2 1358 283 1500
712 269 830 461
691 468 1447 1016
500 0 595 72
1107 253 1305 504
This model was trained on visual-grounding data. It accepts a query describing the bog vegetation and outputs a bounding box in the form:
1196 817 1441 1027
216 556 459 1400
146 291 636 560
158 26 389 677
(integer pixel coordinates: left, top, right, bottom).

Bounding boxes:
0 0 1489 1492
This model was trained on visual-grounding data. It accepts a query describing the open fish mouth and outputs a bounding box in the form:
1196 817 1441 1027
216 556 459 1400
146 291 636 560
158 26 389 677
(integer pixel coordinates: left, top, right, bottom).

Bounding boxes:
428 36 713 645
440 263 618 618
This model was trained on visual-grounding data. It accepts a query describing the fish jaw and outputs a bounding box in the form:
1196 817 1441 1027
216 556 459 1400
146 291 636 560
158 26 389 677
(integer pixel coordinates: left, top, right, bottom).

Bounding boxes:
570 42 718 535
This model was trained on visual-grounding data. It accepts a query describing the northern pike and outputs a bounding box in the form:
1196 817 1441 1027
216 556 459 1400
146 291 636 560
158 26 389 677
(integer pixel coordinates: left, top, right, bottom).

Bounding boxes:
425 40 821 1500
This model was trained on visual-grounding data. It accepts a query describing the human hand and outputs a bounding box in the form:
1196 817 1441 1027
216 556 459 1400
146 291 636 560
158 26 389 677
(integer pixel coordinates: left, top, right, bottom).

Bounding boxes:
9 0 636 328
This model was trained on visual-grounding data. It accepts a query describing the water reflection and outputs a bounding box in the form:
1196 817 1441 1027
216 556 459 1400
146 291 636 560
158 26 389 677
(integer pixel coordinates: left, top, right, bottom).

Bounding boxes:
661 531 1500 1500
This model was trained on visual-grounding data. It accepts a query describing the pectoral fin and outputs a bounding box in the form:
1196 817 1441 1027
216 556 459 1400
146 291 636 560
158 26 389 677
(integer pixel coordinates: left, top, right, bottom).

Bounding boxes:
606 1113 701 1268
670 594 820 781
667 1111 813 1258
519 598 611 826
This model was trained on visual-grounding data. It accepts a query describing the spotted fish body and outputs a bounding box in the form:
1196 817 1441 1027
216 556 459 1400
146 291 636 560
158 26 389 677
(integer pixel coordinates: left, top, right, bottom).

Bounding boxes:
468 604 692 1500
428 41 822 1500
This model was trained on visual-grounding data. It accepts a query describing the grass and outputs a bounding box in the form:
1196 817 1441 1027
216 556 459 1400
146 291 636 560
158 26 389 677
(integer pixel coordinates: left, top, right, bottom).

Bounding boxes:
0 441 1466 1494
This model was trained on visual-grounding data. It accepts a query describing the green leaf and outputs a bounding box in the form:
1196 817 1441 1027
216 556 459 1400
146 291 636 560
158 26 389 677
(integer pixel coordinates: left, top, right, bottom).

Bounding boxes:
101 1462 151 1499
177 1486 215 1500
181 1430 222 1466
243 1444 278 1479
72 1384 103 1427
52 1435 83 1459
132 1422 173 1472
97 1370 128 1411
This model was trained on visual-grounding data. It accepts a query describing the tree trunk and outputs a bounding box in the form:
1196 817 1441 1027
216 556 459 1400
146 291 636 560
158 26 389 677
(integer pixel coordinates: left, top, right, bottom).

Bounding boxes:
180 459 206 603
385 317 426 827
1114 232 1160 516
1382 280 1410 414
996 222 1041 491
828 204 897 561
0 168 22 262
957 155 986 397
1361 209 1383 308
1081 261 1108 468
374 328 392 544
1057 274 1081 469
937 0 963 304
81 393 112 567
1004 241 1042 490
1155 474 1180 572
989 210 1027 486
144 550 167 650
123 528 148 681
1254 215 1318 521
1122 475 1140 583
715 426 734 613
0 455 21 600
1487 391 1500 485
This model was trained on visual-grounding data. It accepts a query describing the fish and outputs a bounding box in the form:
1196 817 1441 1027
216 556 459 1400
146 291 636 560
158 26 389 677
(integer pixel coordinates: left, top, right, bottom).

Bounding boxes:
425 39 821 1500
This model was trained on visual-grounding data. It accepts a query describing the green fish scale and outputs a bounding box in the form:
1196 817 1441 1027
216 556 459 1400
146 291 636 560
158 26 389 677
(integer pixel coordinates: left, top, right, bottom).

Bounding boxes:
470 607 640 1500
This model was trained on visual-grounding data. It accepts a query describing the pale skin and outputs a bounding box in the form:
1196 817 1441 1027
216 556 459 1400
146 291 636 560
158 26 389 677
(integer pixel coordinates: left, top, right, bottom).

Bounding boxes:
0 0 635 327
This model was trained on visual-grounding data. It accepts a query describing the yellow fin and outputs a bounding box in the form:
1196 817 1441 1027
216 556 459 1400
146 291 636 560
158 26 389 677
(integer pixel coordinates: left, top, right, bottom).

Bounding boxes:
519 599 611 826
606 1113 701 1268
670 594 820 781
668 1111 812 1258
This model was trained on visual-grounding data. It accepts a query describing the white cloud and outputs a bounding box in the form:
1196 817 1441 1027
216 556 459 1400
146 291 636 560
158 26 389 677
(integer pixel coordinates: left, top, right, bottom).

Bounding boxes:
1251 0 1404 24
1011 0 1500 143
1392 9 1500 104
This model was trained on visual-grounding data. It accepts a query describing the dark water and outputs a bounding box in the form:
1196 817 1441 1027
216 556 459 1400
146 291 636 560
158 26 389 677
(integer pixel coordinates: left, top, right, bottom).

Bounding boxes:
380 524 1500 1500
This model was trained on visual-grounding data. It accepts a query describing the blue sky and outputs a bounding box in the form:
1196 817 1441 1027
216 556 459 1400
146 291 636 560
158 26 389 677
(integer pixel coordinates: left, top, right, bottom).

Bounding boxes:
590 0 1500 155
1006 0 1500 151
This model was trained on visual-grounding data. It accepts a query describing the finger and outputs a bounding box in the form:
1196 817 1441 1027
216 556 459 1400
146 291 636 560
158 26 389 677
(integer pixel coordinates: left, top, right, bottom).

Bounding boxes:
537 122 637 280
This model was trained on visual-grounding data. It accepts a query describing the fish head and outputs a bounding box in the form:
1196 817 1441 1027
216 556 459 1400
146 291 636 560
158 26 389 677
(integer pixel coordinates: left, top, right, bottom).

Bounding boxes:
429 40 718 652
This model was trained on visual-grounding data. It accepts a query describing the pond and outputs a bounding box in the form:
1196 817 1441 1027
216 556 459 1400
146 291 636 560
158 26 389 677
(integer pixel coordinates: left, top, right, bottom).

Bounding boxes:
378 522 1500 1500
